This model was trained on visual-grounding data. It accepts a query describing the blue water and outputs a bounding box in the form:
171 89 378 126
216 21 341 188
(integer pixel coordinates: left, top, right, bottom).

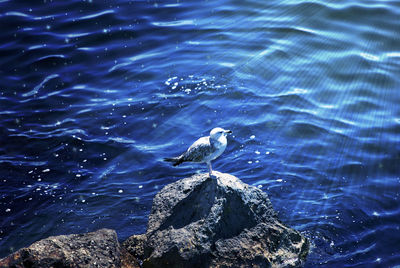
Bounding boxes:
1 0 400 266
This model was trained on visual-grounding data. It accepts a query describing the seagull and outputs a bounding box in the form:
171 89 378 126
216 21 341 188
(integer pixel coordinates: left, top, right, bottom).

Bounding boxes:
164 127 232 177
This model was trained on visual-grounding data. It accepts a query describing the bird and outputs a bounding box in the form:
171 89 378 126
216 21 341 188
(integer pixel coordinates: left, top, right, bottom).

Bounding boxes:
164 127 232 177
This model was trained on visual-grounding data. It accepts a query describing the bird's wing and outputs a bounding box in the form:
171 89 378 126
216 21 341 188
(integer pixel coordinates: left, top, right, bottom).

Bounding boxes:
183 136 213 162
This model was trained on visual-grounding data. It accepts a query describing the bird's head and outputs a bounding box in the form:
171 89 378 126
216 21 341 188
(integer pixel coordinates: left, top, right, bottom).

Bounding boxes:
210 127 232 140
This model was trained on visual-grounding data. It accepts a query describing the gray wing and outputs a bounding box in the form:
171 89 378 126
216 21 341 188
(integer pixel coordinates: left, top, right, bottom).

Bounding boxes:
182 136 214 162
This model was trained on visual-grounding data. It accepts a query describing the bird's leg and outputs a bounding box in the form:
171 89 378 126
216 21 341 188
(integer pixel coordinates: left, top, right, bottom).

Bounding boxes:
207 162 214 178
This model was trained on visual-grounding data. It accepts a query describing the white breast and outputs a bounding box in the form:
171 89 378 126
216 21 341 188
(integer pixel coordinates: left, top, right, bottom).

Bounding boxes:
207 135 227 162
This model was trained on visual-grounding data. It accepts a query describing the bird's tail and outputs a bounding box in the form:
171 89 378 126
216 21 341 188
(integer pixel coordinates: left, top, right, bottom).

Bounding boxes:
164 156 184 166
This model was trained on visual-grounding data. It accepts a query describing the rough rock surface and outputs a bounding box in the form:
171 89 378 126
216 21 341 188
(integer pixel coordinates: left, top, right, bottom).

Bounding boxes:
0 228 139 268
124 172 309 267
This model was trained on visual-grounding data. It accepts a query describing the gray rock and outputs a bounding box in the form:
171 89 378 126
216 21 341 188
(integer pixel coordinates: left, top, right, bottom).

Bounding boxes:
124 172 309 267
0 228 139 268
122 234 147 261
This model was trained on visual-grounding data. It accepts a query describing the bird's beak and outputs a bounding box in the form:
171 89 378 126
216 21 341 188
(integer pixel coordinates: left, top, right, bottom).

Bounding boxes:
225 129 232 134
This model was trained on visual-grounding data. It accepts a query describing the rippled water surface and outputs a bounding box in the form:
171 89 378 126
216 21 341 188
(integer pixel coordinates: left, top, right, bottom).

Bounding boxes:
1 0 400 266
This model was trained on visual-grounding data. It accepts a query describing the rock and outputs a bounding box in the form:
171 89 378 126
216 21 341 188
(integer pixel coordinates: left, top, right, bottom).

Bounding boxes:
122 234 147 261
0 228 139 268
123 172 309 267
1 172 308 268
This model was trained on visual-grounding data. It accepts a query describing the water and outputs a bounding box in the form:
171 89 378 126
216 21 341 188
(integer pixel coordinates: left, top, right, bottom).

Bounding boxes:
1 0 399 266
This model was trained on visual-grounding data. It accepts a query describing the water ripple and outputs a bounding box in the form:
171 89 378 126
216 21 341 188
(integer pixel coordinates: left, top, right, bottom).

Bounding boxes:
0 0 399 266
77 9 115 21
21 74 60 97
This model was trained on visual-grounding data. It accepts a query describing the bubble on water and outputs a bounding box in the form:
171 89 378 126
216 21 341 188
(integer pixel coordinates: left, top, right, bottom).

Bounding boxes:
248 161 252 164
372 211 380 216
255 150 260 155
171 82 178 90
266 151 270 155
76 174 81 178
165 76 178 86
276 179 283 182
138 185 143 189
118 189 123 193
42 169 50 173
250 135 255 139
5 208 11 212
